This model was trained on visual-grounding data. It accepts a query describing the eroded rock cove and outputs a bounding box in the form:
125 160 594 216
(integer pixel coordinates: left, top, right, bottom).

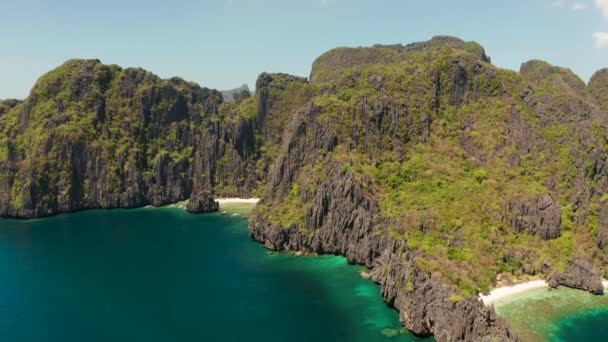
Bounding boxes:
2 36 608 341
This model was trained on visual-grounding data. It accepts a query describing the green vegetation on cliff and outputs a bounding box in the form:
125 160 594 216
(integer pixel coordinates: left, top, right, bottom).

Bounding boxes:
3 36 608 305
0 60 298 217
252 36 608 298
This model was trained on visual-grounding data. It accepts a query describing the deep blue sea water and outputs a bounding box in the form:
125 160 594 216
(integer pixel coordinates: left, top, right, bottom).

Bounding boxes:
0 206 424 342
551 308 608 341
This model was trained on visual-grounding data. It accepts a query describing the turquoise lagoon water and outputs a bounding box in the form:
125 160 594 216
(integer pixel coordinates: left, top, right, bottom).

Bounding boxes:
495 286 608 341
0 206 425 342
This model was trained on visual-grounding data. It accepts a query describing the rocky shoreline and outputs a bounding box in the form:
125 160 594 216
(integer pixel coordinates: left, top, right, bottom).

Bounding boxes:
250 211 606 342
247 142 518 340
249 197 519 342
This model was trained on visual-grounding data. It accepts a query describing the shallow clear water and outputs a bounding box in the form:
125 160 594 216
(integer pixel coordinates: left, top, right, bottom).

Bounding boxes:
0 206 424 342
494 286 608 341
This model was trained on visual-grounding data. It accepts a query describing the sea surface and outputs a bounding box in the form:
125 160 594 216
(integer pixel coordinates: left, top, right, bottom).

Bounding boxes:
494 286 608 341
0 205 425 342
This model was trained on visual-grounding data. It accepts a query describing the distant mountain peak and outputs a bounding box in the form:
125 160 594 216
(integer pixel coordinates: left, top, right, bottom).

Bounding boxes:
221 84 250 101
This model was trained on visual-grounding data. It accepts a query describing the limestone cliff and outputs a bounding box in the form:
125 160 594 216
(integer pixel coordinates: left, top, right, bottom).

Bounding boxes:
3 36 608 342
0 60 270 217
250 36 608 341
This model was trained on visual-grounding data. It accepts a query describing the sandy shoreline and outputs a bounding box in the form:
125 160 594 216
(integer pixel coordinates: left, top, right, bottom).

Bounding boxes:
480 279 608 306
143 198 260 209
480 280 549 306
216 198 260 204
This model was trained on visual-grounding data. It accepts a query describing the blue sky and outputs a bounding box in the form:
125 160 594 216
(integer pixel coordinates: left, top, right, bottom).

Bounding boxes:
1 0 608 99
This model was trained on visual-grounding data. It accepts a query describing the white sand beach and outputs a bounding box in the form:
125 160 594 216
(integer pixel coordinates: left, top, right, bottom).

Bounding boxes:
479 280 549 306
217 198 260 215
216 198 260 204
481 278 608 306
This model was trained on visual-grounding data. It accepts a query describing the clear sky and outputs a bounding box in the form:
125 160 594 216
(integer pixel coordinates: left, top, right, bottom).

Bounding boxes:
1 0 608 99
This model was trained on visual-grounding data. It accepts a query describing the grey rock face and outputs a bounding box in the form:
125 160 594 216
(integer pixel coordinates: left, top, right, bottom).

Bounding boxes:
520 60 586 97
548 258 604 295
589 68 608 112
187 191 219 213
249 102 519 342
255 72 310 144
0 60 264 218
250 170 519 341
598 228 608 249
372 243 518 342
598 205 608 249
0 99 21 118
506 194 561 240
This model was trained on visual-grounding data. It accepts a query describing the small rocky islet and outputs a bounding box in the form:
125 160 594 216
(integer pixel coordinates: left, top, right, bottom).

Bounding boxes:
2 36 608 341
